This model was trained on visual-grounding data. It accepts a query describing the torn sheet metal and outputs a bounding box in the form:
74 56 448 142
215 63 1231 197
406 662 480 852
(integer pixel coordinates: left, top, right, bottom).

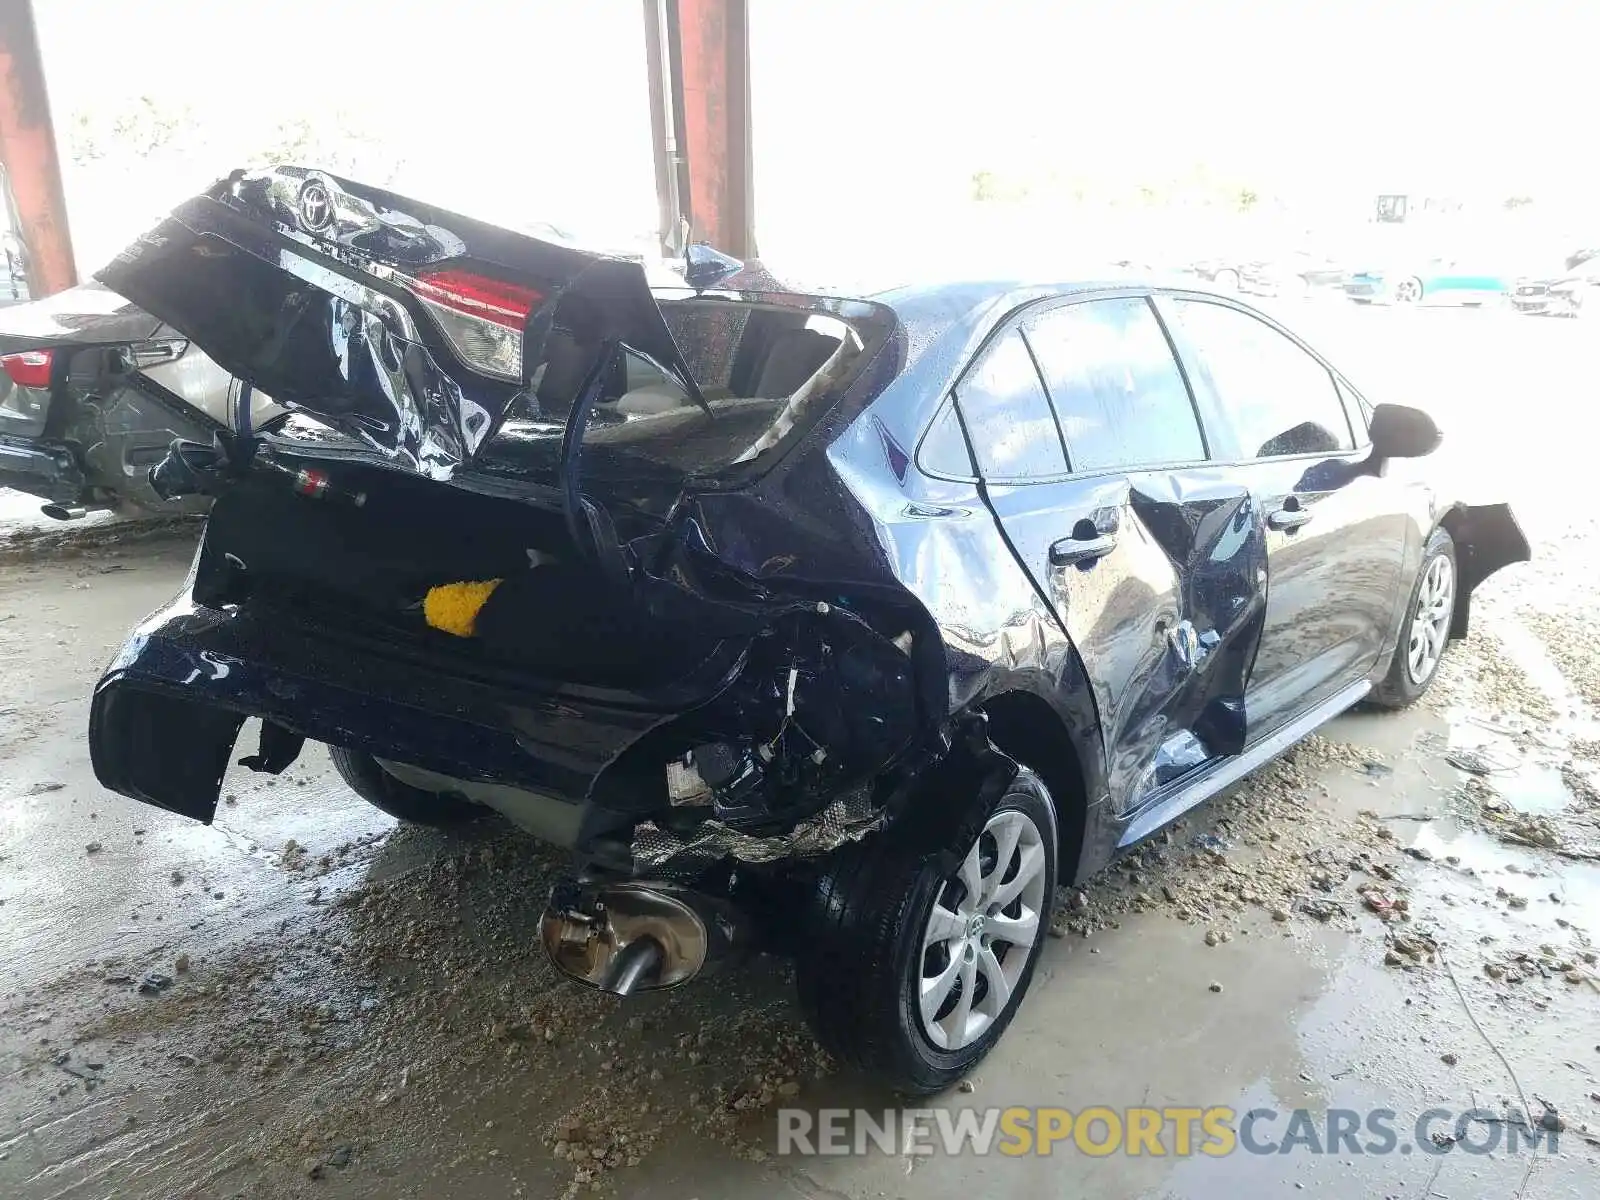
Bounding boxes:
631 787 883 876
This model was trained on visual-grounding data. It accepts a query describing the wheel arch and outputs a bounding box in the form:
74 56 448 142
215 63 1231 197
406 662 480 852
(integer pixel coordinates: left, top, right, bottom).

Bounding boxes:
977 689 1095 886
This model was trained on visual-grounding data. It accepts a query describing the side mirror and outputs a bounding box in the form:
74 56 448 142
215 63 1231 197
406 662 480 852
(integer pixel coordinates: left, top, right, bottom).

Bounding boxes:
1368 403 1441 459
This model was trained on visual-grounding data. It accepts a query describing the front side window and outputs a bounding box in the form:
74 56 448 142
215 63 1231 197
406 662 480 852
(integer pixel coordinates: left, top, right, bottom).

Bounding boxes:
1335 377 1372 444
1167 299 1354 459
953 330 1068 481
1023 297 1205 472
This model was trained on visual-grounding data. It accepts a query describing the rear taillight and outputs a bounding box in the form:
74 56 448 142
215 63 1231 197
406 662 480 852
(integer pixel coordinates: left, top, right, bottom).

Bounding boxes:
406 269 541 331
399 268 543 382
1 349 53 388
124 338 190 369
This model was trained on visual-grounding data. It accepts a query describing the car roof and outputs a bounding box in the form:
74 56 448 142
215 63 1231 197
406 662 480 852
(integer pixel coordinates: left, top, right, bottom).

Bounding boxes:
842 278 1185 452
871 276 1155 319
869 274 1206 374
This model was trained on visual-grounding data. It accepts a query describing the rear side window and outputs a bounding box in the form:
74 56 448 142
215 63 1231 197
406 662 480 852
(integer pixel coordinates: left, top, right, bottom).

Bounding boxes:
1023 297 1205 472
918 398 976 478
953 331 1068 481
1169 299 1354 459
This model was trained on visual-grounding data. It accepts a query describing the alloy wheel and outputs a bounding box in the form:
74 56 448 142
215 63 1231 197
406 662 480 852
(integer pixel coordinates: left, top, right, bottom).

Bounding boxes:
1394 277 1423 304
918 807 1048 1051
1406 553 1454 684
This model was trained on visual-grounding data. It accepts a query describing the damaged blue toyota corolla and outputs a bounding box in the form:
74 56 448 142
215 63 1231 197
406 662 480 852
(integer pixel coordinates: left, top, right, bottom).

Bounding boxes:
55 167 1527 1093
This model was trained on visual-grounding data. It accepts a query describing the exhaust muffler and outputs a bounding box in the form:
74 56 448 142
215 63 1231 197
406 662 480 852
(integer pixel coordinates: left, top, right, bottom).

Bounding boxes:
541 880 747 995
40 503 87 521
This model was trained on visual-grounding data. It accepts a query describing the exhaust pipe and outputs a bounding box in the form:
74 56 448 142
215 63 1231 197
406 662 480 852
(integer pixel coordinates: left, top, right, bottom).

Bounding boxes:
40 503 87 521
541 880 747 995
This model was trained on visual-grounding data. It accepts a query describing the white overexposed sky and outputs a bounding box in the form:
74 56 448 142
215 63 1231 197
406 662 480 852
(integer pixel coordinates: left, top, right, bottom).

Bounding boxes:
31 0 1600 276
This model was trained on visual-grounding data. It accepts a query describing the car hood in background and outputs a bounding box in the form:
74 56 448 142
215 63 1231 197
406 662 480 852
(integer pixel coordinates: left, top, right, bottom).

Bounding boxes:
96 166 704 480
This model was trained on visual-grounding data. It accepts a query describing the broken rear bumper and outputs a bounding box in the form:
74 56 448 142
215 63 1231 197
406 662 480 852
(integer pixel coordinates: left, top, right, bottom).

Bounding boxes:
89 589 747 829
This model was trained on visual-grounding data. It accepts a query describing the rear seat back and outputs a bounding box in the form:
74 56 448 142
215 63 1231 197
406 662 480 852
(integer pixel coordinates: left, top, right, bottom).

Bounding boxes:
752 328 840 397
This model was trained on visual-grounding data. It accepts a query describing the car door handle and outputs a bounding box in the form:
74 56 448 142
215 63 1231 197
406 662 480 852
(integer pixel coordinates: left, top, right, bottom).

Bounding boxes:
1268 506 1314 531
1049 533 1118 566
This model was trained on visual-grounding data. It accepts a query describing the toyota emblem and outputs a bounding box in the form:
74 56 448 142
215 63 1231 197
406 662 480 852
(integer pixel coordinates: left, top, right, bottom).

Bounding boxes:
298 181 333 233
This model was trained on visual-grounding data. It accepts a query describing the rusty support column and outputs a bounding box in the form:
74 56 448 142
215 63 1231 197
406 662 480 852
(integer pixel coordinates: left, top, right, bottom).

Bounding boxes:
642 0 685 257
647 0 754 260
0 0 75 296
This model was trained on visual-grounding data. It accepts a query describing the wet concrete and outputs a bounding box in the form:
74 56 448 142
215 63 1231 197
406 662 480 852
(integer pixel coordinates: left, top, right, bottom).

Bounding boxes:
1 307 1598 1198
0 491 117 538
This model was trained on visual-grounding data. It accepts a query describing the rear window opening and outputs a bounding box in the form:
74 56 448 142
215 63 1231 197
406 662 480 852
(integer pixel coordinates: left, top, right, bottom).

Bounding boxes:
256 292 890 495
483 298 869 481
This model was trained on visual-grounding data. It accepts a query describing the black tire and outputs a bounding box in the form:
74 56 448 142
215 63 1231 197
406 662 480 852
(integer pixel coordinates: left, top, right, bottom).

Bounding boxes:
1369 526 1456 709
796 768 1058 1094
327 745 480 827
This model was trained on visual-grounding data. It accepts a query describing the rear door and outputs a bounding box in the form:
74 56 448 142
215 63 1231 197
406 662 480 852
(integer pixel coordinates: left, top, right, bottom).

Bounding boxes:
955 294 1268 813
1156 295 1409 736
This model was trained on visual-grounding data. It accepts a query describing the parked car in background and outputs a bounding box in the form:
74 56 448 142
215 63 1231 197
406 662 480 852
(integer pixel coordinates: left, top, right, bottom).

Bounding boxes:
1189 248 1344 299
1508 248 1599 317
79 166 1530 1093
0 284 278 518
1343 257 1511 306
1238 249 1346 298
1188 256 1244 291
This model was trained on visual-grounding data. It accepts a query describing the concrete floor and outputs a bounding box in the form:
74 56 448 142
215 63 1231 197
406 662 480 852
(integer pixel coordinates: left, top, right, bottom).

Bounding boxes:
1 304 1598 1198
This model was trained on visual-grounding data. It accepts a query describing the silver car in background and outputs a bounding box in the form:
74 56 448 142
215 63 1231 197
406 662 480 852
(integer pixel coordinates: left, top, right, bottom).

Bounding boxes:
0 283 279 518
1509 248 1599 317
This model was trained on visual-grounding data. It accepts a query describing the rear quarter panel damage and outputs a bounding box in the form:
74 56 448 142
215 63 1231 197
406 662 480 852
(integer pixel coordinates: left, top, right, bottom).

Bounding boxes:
824 411 1113 882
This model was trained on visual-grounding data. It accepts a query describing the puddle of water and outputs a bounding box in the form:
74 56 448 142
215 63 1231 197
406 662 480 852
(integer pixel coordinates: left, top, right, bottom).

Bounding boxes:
167 820 274 866
1406 818 1600 928
1488 762 1575 816
1441 707 1576 816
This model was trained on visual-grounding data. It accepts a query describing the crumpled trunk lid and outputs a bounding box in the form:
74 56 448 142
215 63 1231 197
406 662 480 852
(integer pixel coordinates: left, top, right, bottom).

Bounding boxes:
96 166 700 480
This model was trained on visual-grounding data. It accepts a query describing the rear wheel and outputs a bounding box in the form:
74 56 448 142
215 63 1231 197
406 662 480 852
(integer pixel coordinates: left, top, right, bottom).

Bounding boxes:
796 768 1058 1094
1213 268 1240 292
1370 526 1456 709
328 746 480 827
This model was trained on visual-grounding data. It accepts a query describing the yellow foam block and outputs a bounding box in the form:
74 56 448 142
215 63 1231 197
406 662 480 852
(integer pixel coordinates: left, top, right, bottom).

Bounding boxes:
423 579 502 637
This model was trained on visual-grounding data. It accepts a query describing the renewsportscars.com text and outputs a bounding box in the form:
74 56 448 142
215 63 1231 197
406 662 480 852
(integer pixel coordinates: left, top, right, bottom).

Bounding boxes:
777 1106 1561 1158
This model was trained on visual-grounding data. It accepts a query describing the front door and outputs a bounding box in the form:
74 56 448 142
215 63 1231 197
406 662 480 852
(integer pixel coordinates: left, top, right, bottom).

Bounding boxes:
1157 296 1409 736
954 295 1268 813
